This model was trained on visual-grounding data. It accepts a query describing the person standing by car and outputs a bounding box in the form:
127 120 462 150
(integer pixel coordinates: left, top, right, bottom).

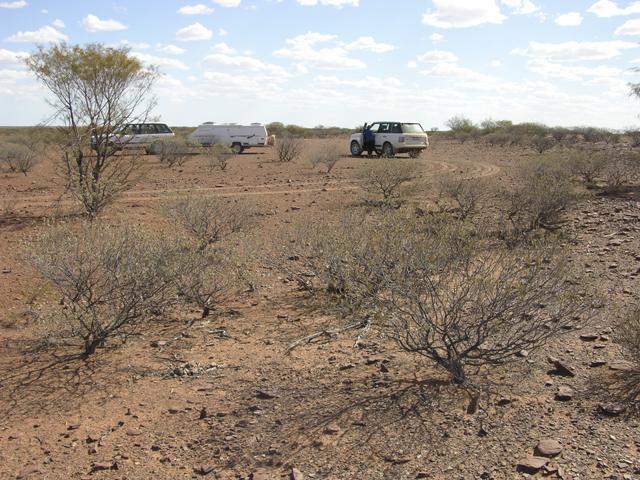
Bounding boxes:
363 123 375 156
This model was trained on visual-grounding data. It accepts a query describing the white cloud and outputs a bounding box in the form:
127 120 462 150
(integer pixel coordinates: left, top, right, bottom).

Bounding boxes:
0 48 28 63
178 4 214 15
527 58 621 80
121 40 151 50
6 25 68 43
204 52 290 78
501 0 539 15
0 1 27 8
211 0 241 6
554 12 583 26
211 42 237 54
423 0 507 28
131 52 189 70
0 69 31 83
416 50 459 63
51 18 65 29
82 14 127 32
273 32 366 69
615 18 640 35
420 62 497 84
588 0 640 17
344 37 396 53
176 22 213 41
219 28 228 36
491 59 502 67
157 44 187 55
430 33 444 43
296 0 358 6
512 40 638 61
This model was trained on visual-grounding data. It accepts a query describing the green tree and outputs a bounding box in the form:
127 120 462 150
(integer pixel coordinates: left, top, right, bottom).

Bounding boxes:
26 43 158 217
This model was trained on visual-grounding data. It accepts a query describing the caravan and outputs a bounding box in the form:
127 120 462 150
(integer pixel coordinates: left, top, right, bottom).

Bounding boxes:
188 122 275 154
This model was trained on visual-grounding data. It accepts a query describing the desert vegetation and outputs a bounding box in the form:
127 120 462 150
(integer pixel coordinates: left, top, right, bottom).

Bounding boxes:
2 42 640 480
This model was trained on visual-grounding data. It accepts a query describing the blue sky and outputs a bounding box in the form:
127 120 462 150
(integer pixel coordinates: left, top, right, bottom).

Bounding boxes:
1 0 640 129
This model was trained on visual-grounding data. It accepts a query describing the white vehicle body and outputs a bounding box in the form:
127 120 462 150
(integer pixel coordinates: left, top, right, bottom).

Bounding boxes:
188 122 273 154
112 123 175 146
350 121 429 158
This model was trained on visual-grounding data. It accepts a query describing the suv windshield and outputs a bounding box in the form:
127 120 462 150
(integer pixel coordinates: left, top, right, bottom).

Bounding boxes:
401 123 424 134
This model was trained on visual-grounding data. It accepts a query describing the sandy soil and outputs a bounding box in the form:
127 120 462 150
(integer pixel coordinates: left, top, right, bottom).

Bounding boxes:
0 138 638 480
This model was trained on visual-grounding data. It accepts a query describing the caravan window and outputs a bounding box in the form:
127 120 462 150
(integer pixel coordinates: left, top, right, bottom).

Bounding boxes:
155 124 172 133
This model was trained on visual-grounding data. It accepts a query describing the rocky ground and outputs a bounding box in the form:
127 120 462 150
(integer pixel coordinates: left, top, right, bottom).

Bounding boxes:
0 138 638 479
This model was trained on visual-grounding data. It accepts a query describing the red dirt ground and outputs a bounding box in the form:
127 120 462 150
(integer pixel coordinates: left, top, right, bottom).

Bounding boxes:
0 138 639 479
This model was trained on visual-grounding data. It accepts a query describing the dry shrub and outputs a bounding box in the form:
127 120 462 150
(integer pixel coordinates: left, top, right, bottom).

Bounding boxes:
204 144 233 171
530 135 556 154
0 142 39 175
484 133 513 147
618 308 640 365
163 194 253 250
505 157 575 235
174 246 240 317
24 223 182 355
294 211 586 384
569 149 607 187
602 151 640 194
310 141 341 173
438 175 485 220
360 159 418 206
155 139 191 167
276 136 303 163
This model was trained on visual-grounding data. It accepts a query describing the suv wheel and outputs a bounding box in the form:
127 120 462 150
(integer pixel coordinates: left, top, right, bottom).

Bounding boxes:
350 140 362 157
409 149 423 159
231 143 244 154
382 142 395 158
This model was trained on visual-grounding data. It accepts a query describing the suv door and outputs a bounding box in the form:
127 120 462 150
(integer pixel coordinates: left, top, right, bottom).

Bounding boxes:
375 123 390 148
388 123 403 148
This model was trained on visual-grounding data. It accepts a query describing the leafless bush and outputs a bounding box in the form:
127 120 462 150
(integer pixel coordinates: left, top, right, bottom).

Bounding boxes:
530 135 556 154
617 308 640 366
204 144 232 171
0 142 39 175
310 141 341 173
602 151 640 194
163 194 253 250
24 223 182 355
382 236 582 384
294 212 585 384
438 175 485 220
276 136 303 163
505 157 575 235
569 149 607 187
174 246 239 317
484 133 513 147
156 139 191 167
360 159 418 205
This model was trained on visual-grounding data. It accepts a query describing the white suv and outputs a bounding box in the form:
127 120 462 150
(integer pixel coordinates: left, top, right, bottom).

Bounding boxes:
350 121 429 158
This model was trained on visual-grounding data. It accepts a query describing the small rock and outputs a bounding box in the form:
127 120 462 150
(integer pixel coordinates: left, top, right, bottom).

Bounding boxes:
590 360 607 368
168 407 181 414
517 456 549 473
255 389 277 400
199 407 209 420
250 470 271 480
91 461 117 471
551 360 576 377
67 423 81 431
323 423 341 435
290 467 304 480
579 334 599 342
195 464 215 475
555 386 574 401
151 340 167 348
599 403 626 416
535 439 563 457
